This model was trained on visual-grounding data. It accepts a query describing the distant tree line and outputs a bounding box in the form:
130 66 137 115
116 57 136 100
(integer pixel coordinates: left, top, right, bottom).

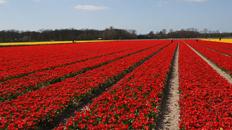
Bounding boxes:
138 28 232 39
0 27 231 43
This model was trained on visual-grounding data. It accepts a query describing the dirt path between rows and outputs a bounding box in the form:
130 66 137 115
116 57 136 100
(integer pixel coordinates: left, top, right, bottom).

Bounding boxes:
157 44 180 130
187 44 232 84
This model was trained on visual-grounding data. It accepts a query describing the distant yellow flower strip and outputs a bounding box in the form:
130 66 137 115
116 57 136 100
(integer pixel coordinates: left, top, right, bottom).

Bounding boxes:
201 38 232 44
0 40 114 47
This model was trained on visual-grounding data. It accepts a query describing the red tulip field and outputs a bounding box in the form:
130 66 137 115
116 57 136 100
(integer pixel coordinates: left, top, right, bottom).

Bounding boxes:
0 40 231 130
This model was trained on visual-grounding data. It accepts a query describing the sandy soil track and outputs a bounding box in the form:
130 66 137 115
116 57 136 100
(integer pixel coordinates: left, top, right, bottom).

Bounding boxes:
157 44 180 130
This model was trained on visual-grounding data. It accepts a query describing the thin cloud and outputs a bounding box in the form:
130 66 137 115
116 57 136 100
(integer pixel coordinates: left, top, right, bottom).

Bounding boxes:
0 0 7 5
182 0 208 3
33 0 41 2
74 4 108 12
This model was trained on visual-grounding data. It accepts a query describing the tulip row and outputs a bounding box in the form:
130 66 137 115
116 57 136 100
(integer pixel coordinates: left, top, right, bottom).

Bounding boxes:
188 41 232 75
0 44 155 102
0 41 155 81
0 42 170 129
0 43 103 80
179 44 232 129
199 40 232 55
55 43 177 130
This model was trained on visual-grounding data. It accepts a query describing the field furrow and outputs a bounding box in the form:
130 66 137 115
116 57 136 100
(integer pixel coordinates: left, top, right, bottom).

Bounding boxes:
156 44 180 130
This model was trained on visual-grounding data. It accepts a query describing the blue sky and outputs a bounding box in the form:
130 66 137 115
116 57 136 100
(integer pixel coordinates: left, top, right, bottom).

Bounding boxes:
0 0 231 34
